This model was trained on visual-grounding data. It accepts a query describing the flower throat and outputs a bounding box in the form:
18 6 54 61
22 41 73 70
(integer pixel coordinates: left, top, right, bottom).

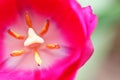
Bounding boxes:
7 11 60 66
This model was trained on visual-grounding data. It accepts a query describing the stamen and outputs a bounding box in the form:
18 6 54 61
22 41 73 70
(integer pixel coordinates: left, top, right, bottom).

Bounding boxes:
8 29 24 40
34 49 42 66
25 11 32 28
10 50 24 57
46 43 60 49
40 19 50 35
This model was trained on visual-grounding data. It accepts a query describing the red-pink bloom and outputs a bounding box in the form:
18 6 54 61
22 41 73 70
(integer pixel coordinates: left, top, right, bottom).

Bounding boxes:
0 0 97 80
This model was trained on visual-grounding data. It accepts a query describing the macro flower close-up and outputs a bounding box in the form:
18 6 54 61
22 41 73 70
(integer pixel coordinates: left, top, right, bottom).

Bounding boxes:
0 0 97 80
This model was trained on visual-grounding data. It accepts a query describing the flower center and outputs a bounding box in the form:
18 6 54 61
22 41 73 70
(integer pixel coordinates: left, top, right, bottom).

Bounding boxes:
24 28 44 48
7 11 60 66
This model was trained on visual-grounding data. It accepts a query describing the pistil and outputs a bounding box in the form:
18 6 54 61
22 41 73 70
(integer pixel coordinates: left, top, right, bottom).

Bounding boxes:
24 28 44 48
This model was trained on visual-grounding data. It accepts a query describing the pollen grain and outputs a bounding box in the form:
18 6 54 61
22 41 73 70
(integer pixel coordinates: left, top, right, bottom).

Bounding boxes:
34 49 42 66
8 29 24 40
10 50 25 57
46 43 60 49
25 11 33 28
40 19 50 36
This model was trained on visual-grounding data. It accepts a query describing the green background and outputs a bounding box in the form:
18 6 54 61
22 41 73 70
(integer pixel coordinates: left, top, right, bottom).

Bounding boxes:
76 0 120 80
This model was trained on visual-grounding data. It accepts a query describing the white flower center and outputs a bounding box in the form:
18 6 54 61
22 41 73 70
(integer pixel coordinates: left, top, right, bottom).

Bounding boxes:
24 28 44 48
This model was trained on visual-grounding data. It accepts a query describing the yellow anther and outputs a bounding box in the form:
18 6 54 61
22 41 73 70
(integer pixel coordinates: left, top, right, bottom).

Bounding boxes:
10 50 24 57
8 29 24 40
34 49 42 66
25 11 32 28
46 43 60 49
40 19 50 36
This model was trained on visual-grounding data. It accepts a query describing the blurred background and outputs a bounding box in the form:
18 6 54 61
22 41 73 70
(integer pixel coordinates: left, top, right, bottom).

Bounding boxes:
76 0 120 80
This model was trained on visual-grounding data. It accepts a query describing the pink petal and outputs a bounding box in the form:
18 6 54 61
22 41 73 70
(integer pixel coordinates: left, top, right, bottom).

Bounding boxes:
0 0 97 80
79 39 94 66
0 0 18 28
82 6 98 36
70 1 98 37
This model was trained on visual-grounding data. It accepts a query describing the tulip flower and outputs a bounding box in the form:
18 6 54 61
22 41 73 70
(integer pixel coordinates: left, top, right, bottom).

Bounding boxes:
0 0 97 80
